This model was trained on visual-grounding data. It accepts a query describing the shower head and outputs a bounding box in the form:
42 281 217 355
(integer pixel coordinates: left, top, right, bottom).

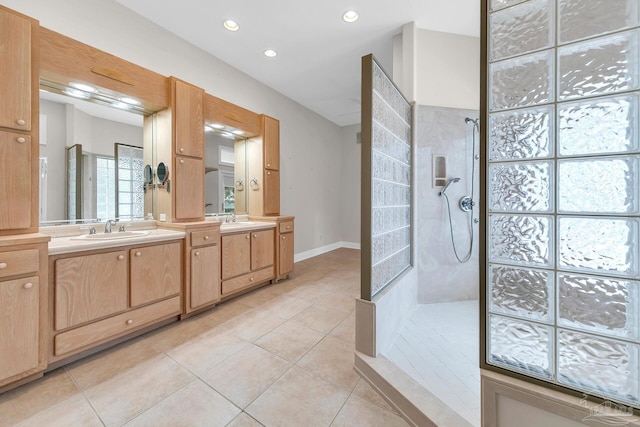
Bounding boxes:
439 177 460 196
465 117 478 125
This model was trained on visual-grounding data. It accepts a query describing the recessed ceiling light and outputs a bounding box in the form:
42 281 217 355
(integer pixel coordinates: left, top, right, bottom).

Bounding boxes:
69 82 97 93
119 97 141 106
223 20 239 31
343 10 359 23
264 49 277 58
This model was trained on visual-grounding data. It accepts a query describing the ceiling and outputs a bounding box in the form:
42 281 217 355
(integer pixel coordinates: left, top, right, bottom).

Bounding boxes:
115 0 480 127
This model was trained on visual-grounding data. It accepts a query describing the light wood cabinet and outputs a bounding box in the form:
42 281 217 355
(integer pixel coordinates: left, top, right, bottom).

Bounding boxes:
174 79 204 158
263 115 279 170
0 8 32 132
54 251 128 330
190 245 219 309
248 115 281 217
50 240 182 360
278 220 294 278
174 156 204 220
264 169 280 215
0 235 49 391
221 228 275 297
130 242 181 307
0 129 32 231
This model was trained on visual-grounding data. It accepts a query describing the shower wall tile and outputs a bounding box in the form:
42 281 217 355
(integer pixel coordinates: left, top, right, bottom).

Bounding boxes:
489 161 553 212
559 0 639 44
558 94 639 156
489 265 553 323
490 0 528 12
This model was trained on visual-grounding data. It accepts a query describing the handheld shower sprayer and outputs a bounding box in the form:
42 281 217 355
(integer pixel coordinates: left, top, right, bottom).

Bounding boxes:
439 177 460 196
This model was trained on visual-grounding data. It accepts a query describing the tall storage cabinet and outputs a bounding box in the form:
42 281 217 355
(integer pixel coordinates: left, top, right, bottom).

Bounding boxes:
248 115 281 216
0 6 39 234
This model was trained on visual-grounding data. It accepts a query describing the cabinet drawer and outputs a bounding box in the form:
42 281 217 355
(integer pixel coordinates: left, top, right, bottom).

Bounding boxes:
221 266 274 296
279 221 294 234
191 230 217 247
54 296 180 356
0 248 38 279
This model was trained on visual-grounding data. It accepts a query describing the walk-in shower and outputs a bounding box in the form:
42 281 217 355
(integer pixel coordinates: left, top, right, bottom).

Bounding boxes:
439 117 478 263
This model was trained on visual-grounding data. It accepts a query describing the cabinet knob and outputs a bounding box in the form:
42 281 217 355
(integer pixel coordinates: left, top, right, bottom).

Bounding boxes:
246 235 250 239
126 319 133 325
179 159 185 164
282 236 286 240
204 235 209 240
253 233 257 238
250 277 254 282
16 137 26 143
0 262 6 269
135 251 142 257
286 225 291 229
179 147 184 153
23 282 33 289
195 251 200 256
267 163 271 167
117 255 124 260
267 171 271 175
16 119 26 126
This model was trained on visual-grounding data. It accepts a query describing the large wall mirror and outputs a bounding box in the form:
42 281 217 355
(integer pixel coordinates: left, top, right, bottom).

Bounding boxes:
39 83 152 225
204 128 247 215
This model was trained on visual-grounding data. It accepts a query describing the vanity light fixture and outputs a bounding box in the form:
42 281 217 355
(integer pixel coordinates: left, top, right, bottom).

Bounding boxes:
205 125 214 132
63 88 90 99
112 101 132 110
211 123 225 129
223 19 239 31
119 96 141 106
342 10 359 23
264 49 277 58
69 82 97 93
232 129 244 135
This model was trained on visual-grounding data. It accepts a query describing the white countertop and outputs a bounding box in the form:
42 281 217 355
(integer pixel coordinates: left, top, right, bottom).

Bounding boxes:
219 221 276 235
48 228 186 255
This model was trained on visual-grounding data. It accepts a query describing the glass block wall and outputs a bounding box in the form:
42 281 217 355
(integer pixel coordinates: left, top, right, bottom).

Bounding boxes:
115 144 145 220
486 0 640 406
361 55 413 300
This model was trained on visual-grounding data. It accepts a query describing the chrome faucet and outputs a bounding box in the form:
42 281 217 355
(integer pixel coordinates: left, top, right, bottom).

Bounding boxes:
225 213 236 223
104 219 117 233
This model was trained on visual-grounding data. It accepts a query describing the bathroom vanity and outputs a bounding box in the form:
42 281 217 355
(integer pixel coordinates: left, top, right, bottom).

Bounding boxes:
0 4 295 392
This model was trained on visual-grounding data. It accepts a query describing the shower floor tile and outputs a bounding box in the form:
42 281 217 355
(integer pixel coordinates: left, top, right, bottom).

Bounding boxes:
385 300 480 426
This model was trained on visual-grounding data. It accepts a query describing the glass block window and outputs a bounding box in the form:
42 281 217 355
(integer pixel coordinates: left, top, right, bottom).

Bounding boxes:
486 0 640 407
361 55 413 300
115 143 144 220
96 156 115 222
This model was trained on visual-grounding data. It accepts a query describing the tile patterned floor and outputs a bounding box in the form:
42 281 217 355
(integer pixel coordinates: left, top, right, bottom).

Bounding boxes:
0 248 409 427
386 300 480 426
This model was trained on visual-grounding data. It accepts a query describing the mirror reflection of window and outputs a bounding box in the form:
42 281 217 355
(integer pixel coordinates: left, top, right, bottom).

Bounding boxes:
115 143 144 220
95 155 116 221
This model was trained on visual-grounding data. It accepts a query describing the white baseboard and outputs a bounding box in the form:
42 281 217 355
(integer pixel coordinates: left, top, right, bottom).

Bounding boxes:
294 241 361 263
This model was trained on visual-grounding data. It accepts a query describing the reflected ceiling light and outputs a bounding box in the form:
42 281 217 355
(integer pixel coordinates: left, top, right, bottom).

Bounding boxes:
342 10 359 23
232 129 244 135
63 88 90 99
69 82 97 93
223 19 239 31
211 123 224 129
205 125 214 132
119 96 141 106
264 49 277 58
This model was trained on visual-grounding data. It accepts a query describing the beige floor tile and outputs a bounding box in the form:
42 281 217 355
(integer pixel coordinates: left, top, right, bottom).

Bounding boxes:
330 395 409 427
200 344 291 408
291 305 351 334
226 412 264 426
314 292 356 314
257 294 313 319
168 327 249 375
0 368 80 427
67 336 162 390
142 317 213 353
278 284 334 302
194 299 254 326
255 321 325 363
124 379 240 427
84 354 194 426
246 365 350 427
14 394 102 427
233 284 283 307
222 307 286 342
297 335 359 392
351 378 397 414
328 311 356 345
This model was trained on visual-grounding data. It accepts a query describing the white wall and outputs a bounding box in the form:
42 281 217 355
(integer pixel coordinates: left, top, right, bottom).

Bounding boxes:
340 124 361 246
7 0 345 255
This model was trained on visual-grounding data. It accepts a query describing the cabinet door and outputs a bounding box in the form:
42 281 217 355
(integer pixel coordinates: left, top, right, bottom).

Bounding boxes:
175 156 204 220
263 116 279 170
0 276 39 382
130 242 181 307
190 245 220 309
0 131 31 229
55 251 128 330
279 232 294 276
264 169 280 215
251 229 274 271
174 79 204 158
221 233 251 279
0 10 31 131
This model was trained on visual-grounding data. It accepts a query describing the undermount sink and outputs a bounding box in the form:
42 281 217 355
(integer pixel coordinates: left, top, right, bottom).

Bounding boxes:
71 230 150 240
